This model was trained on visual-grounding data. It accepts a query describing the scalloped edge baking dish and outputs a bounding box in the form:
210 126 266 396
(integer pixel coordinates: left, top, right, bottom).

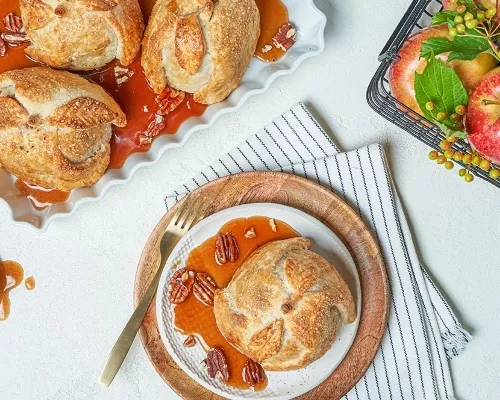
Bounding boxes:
0 0 326 231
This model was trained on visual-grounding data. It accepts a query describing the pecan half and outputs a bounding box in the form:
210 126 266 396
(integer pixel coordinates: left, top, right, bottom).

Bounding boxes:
215 232 239 264
1 32 30 47
114 65 134 85
156 87 185 116
140 114 166 145
183 335 196 347
167 268 195 304
193 272 217 306
0 37 6 57
245 227 257 238
272 23 296 52
242 358 266 386
3 13 23 33
206 347 229 382
261 44 272 53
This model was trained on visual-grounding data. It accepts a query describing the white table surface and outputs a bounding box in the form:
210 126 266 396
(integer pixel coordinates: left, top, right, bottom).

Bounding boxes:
1 1 499 399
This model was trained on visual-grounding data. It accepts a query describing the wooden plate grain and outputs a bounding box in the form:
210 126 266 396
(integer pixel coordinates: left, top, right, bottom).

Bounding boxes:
133 171 389 400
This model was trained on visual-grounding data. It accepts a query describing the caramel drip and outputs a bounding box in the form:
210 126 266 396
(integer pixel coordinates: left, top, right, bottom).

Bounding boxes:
25 276 36 291
0 260 24 321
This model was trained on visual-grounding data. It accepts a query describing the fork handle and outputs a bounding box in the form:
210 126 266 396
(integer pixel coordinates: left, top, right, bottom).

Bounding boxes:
98 237 178 386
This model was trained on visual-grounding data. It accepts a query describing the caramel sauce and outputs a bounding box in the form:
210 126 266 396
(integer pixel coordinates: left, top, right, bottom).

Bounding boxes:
0 0 35 74
0 260 24 321
254 0 290 62
15 180 70 210
173 216 298 390
84 60 207 169
24 276 35 291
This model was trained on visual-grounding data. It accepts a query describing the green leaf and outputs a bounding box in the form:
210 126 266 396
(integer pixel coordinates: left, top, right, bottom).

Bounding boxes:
420 35 490 61
414 57 469 124
431 11 458 26
421 38 454 60
447 35 490 61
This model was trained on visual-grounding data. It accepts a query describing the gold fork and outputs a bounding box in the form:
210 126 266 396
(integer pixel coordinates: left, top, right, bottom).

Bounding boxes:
98 194 209 387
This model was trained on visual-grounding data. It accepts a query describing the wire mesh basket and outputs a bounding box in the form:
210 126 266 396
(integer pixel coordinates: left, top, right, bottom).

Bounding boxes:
366 0 500 188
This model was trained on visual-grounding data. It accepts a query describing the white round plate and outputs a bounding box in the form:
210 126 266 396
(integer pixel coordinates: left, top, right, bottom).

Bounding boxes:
156 203 361 400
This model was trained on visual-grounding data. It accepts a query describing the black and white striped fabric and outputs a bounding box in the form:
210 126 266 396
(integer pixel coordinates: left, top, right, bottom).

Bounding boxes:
165 103 470 400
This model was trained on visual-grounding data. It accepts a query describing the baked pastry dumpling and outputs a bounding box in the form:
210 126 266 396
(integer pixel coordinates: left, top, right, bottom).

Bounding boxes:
20 0 144 71
214 237 356 371
141 0 260 104
0 67 126 191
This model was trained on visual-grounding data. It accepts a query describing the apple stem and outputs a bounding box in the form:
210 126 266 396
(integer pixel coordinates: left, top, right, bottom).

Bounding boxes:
481 99 500 106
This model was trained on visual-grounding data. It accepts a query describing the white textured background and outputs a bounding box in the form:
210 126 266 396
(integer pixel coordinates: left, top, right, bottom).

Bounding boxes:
1 0 499 399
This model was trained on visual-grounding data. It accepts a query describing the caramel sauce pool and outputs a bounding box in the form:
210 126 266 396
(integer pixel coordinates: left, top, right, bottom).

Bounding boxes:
15 180 70 210
254 0 289 62
173 216 298 390
0 260 24 321
0 0 288 207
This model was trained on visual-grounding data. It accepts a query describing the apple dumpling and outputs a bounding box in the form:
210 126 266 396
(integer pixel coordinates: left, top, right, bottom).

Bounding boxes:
19 0 144 71
0 67 126 191
213 237 356 371
141 0 260 104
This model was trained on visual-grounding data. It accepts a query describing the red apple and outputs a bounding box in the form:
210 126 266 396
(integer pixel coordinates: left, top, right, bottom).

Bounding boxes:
389 27 449 114
466 67 500 163
389 25 497 115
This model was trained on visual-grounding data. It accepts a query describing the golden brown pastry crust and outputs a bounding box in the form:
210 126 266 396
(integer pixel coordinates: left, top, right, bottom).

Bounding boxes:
214 237 356 371
0 67 126 191
141 0 260 104
20 0 144 71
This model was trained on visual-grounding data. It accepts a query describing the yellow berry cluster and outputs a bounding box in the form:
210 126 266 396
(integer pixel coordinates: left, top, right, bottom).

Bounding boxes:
428 137 500 183
448 2 497 38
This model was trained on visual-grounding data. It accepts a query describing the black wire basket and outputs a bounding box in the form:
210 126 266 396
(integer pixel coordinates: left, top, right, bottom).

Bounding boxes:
366 0 500 188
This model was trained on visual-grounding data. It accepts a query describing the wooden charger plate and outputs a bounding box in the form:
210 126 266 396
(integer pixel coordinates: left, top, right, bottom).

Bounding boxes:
134 171 389 400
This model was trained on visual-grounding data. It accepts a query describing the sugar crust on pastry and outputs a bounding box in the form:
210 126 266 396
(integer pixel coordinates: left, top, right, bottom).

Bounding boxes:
214 237 357 371
20 0 144 71
0 67 126 191
141 0 260 104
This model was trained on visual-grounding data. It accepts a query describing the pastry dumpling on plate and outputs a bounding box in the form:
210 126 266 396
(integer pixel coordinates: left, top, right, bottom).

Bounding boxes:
19 0 144 71
214 237 357 371
141 0 260 104
0 67 126 191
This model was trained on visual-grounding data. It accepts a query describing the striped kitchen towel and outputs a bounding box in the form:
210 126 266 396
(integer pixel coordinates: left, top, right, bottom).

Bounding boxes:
165 103 471 400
